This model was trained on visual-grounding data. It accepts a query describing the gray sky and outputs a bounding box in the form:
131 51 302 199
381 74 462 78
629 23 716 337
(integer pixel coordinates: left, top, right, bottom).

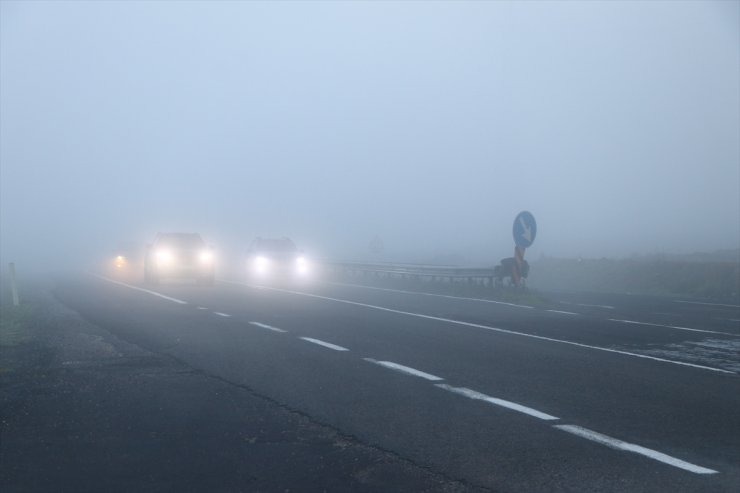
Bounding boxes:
1 0 738 266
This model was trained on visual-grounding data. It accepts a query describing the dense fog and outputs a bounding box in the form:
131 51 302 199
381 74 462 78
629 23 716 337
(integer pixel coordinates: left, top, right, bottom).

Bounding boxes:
1 1 738 271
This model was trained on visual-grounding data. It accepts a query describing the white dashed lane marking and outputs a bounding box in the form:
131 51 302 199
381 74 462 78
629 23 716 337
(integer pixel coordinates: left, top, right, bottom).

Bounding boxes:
300 337 349 351
547 310 579 315
363 358 444 381
436 384 559 421
554 425 718 475
219 280 735 374
92 274 725 476
249 321 288 333
92 274 188 304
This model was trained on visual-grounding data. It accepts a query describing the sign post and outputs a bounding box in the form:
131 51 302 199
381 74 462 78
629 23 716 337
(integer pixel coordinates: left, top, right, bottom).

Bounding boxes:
512 211 536 288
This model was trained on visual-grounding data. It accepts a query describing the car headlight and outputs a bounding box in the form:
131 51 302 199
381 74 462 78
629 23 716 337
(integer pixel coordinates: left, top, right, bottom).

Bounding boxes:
200 251 214 263
156 249 173 264
296 256 309 274
254 256 269 274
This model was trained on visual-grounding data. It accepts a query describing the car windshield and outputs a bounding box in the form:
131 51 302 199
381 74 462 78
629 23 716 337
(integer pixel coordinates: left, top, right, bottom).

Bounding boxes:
254 239 297 253
157 234 205 249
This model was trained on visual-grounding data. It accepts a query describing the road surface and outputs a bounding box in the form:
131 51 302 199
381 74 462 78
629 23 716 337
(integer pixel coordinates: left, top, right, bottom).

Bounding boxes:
47 272 740 492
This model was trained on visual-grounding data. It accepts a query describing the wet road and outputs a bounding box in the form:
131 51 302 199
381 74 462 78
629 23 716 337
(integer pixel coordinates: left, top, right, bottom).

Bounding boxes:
53 272 740 492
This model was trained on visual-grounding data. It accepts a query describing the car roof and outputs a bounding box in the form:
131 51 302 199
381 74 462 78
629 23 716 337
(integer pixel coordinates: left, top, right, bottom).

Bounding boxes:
157 232 202 237
251 237 297 251
154 233 205 245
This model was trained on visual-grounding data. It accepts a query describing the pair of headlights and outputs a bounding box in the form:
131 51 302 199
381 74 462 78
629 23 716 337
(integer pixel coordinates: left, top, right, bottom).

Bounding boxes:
253 256 309 274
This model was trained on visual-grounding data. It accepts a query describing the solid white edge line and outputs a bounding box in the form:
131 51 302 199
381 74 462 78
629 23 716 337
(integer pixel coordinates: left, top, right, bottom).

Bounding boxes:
213 312 231 317
363 358 443 381
322 280 535 309
436 384 559 421
92 274 188 304
219 279 736 375
674 300 740 308
554 425 718 475
608 318 737 337
248 321 288 333
547 310 579 315
300 337 349 351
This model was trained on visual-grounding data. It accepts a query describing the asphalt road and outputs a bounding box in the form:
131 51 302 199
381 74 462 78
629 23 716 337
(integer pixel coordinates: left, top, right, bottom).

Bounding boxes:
51 271 740 492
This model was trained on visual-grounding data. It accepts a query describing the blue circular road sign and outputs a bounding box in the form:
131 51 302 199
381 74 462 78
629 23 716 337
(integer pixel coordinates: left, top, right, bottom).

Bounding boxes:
513 211 537 248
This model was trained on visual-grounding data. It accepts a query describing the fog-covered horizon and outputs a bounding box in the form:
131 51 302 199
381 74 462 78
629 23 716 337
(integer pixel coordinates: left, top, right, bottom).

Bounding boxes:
2 1 738 270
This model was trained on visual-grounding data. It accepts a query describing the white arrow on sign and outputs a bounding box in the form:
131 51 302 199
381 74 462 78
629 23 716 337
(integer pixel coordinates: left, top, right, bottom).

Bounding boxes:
519 216 532 243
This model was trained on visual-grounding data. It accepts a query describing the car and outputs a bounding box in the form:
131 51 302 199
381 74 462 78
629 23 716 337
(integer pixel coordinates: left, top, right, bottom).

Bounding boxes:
108 241 142 278
144 233 215 285
246 237 310 279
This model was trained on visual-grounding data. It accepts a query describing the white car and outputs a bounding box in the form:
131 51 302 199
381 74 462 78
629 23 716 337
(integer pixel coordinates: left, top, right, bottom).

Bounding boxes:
247 237 310 279
144 233 215 285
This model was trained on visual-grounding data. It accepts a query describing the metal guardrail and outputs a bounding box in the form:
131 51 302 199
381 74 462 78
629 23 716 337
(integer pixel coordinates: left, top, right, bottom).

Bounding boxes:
322 261 502 286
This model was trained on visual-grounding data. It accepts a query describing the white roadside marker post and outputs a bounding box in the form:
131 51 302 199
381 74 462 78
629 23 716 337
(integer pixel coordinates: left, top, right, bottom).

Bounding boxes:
9 263 20 306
